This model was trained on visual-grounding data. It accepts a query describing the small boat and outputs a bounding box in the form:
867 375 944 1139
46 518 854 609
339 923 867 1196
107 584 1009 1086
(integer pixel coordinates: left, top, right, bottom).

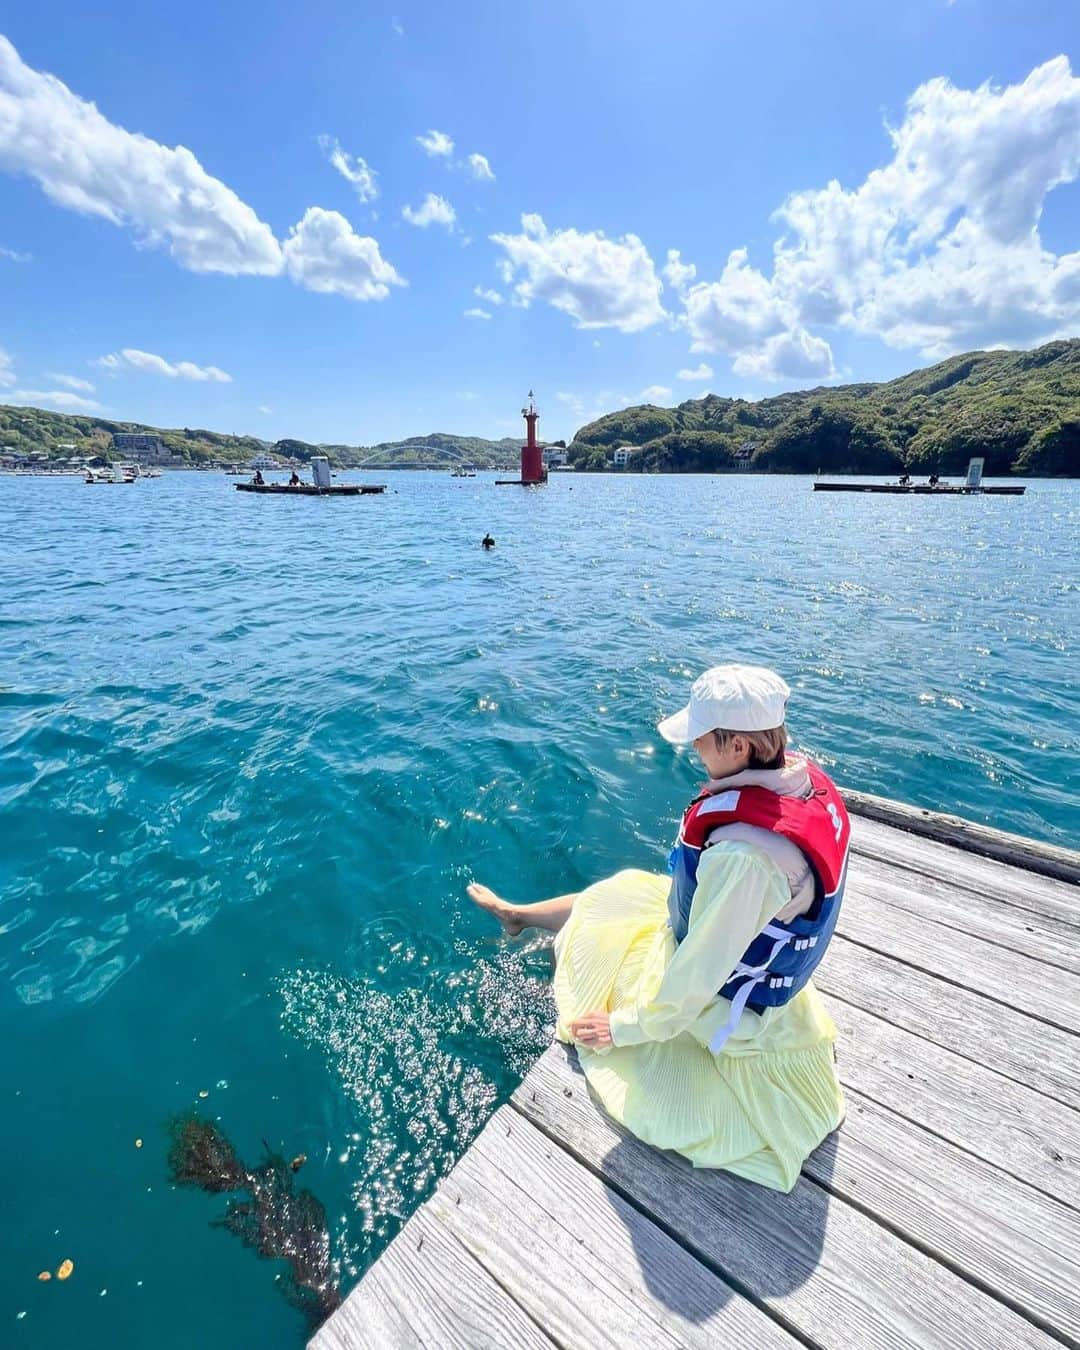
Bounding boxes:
85 466 136 484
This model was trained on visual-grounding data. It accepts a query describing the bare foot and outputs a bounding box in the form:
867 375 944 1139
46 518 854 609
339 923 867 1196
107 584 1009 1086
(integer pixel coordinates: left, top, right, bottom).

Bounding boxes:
466 883 526 937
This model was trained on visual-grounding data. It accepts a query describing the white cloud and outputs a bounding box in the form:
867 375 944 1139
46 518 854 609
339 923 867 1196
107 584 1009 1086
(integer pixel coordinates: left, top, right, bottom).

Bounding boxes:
490 213 666 332
456 390 479 400
685 57 1080 365
684 247 791 353
391 17 405 37
464 307 492 320
318 135 378 203
258 404 273 414
555 388 638 425
0 38 405 308
0 244 30 261
402 193 456 230
663 249 696 293
10 388 102 411
283 207 405 301
677 363 713 381
94 348 233 381
639 384 673 403
0 35 282 276
474 285 503 305
732 328 837 382
467 152 495 181
416 129 454 158
0 348 15 386
49 372 95 392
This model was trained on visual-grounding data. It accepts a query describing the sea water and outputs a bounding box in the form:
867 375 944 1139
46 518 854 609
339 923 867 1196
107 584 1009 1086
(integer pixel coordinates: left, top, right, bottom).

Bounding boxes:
0 471 1076 1347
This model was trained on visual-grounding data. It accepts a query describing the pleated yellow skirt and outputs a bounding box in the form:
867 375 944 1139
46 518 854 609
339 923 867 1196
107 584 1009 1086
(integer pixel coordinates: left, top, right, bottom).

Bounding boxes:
553 869 845 1191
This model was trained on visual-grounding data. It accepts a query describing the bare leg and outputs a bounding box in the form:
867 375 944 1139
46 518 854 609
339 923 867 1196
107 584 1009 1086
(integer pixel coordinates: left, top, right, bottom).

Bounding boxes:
466 883 578 936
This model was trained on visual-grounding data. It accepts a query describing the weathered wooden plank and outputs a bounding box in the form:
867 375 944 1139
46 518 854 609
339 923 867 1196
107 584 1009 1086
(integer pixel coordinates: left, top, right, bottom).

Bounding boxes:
514 1044 1054 1349
843 790 1080 884
848 852 1080 975
819 938 1080 1109
807 1088 1080 1341
849 815 1079 923
829 997 1080 1212
429 1107 800 1349
309 1203 557 1350
838 883 1080 1036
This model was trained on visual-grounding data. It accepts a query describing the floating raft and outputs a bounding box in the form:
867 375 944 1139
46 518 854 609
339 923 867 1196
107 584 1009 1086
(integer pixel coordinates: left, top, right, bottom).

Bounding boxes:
235 483 386 496
311 794 1079 1350
813 482 1026 494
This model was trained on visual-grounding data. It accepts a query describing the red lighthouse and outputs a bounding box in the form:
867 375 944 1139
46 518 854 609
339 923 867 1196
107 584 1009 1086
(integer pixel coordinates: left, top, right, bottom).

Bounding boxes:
520 390 547 484
496 390 549 486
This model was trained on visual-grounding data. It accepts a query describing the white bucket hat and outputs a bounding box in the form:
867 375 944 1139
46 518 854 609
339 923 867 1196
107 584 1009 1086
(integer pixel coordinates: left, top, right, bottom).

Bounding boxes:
658 664 790 744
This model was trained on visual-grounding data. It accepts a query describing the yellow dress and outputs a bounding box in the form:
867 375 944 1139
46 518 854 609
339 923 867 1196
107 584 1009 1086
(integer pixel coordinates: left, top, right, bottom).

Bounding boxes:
552 844 844 1191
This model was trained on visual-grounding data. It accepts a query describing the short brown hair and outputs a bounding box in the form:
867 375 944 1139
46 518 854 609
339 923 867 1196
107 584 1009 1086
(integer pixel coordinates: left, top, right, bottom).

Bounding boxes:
713 724 787 770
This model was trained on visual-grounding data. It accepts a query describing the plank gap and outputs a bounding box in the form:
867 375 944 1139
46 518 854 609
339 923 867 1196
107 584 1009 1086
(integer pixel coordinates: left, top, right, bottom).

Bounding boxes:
840 1080 1080 1217
822 985 1080 1114
835 930 1080 1038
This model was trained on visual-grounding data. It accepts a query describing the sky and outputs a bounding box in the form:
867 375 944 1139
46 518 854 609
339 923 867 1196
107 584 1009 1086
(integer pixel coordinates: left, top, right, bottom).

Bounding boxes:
0 0 1078 446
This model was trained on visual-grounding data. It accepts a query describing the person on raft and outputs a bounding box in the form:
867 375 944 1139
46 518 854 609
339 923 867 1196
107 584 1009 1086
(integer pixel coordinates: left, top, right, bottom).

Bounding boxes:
467 663 848 1191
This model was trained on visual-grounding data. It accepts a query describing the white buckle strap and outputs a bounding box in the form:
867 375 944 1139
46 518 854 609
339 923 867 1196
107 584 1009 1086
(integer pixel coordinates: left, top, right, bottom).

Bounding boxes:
709 929 794 1054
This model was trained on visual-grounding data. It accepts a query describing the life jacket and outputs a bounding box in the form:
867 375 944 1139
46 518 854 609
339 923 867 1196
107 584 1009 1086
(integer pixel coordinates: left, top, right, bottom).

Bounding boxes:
666 757 850 1052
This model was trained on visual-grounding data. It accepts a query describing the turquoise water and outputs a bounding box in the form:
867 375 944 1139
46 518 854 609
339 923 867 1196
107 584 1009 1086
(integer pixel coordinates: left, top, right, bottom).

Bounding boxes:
1 470 1076 1346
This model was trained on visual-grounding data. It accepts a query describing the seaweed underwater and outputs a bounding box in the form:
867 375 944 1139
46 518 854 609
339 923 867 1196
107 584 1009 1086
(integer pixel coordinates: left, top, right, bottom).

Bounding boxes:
168 1114 342 1327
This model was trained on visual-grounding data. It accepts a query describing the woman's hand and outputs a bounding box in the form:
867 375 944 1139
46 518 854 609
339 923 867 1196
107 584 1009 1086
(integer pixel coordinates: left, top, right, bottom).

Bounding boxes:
569 1011 613 1049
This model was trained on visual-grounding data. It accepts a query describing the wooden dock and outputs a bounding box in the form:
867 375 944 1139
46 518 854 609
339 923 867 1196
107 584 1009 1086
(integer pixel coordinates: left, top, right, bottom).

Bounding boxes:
311 796 1079 1350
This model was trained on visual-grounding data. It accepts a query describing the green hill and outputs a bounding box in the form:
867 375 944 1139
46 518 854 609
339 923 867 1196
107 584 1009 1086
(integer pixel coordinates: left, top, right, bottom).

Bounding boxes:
349 432 522 468
568 340 1080 476
0 405 271 465
0 406 523 470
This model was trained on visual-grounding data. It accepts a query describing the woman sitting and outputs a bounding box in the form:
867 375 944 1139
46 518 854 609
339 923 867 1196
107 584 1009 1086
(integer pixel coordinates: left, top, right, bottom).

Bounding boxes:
467 663 847 1191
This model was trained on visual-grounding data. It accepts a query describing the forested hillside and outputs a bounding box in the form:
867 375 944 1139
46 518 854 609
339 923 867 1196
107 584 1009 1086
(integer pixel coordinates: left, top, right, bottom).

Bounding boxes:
569 340 1080 476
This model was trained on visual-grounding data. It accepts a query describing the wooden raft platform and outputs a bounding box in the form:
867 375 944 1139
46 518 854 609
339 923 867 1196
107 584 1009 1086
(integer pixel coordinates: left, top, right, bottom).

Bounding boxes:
312 797 1079 1350
235 482 386 496
813 482 1026 495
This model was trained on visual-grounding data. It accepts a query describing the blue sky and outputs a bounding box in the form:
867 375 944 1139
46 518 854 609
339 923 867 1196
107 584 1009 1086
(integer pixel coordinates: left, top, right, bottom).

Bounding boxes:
1 1 1078 445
